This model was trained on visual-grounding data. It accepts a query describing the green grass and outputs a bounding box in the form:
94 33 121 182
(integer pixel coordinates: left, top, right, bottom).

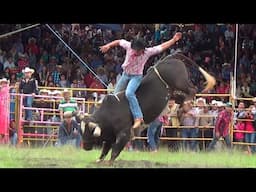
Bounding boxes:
0 145 255 168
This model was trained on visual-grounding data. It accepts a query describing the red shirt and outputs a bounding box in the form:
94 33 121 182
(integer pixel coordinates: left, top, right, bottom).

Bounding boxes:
215 110 232 137
90 79 106 94
245 114 254 133
84 73 94 87
26 43 39 55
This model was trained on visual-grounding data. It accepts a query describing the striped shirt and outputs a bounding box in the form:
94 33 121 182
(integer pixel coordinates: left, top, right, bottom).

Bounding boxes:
119 39 162 75
58 98 78 112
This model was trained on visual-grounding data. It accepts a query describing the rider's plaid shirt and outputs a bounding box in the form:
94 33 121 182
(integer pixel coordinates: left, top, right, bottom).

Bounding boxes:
119 39 162 75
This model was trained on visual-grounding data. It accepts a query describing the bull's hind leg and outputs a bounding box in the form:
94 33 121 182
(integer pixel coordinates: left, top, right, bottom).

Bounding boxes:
109 130 130 164
96 141 112 163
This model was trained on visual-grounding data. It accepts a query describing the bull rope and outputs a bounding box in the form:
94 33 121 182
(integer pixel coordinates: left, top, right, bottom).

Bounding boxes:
152 66 169 89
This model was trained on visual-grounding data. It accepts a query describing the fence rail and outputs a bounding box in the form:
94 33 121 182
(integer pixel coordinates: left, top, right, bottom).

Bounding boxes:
2 86 255 149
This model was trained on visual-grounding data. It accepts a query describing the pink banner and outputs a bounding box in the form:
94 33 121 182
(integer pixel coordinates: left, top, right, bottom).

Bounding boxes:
0 85 10 143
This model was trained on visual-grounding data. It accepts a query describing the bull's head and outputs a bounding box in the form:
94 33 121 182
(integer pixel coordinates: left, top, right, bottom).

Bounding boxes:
74 112 102 151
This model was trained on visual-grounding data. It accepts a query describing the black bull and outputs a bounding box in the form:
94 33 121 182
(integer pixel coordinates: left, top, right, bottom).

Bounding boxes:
75 53 216 164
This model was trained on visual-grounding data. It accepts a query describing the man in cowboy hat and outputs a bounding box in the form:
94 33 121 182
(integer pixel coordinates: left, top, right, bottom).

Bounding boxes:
100 32 182 129
207 102 233 151
58 89 78 121
19 67 38 122
56 111 81 148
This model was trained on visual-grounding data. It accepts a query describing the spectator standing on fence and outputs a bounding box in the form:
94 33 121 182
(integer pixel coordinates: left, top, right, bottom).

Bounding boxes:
56 111 81 148
58 89 78 121
19 67 38 122
207 102 233 151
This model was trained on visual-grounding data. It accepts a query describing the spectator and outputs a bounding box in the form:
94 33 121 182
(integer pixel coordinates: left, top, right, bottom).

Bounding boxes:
59 74 69 88
45 75 54 87
17 53 29 72
234 101 246 143
3 57 15 71
244 105 255 154
179 101 197 151
84 71 94 88
56 111 81 148
58 89 78 121
166 98 180 151
89 77 106 95
19 67 38 122
26 37 39 56
40 50 49 64
3 67 11 80
147 117 162 152
96 67 108 84
51 65 62 85
38 65 48 86
107 77 116 94
240 81 252 97
86 93 97 114
9 120 17 146
195 104 213 150
207 102 233 151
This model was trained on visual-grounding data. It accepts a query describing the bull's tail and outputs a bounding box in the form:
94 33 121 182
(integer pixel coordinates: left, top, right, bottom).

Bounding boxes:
198 67 216 93
173 52 216 93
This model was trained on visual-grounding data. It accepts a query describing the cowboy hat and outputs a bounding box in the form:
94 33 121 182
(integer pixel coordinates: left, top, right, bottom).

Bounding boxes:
211 100 217 105
52 90 62 95
196 97 206 105
216 101 225 107
131 37 146 51
39 89 49 94
0 78 8 83
22 67 34 74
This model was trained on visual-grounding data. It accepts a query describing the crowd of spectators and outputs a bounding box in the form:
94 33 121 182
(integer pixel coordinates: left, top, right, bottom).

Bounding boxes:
0 24 255 101
1 24 256 150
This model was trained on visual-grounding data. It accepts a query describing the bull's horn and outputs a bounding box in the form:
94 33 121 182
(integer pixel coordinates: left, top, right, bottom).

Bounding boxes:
93 126 101 137
88 122 97 129
198 67 216 93
81 121 85 134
